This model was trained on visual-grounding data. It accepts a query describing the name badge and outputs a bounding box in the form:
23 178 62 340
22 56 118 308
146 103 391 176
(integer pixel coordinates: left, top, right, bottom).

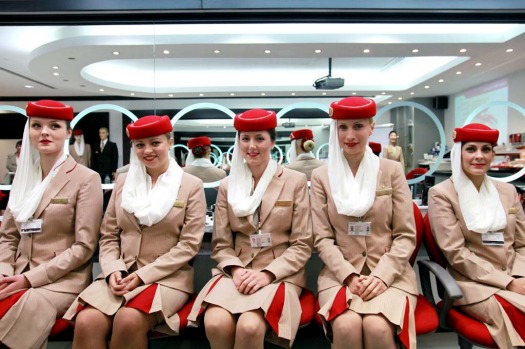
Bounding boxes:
51 197 68 204
376 188 393 196
508 207 518 215
250 232 272 248
275 200 292 207
173 200 184 208
481 232 504 246
348 221 371 236
20 219 43 234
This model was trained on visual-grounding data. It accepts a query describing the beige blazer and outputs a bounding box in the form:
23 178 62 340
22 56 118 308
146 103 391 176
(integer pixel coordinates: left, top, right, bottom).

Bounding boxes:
286 157 325 181
428 178 525 305
0 156 103 294
5 153 17 172
383 144 405 168
99 172 206 294
311 160 418 295
69 143 91 168
183 165 227 184
212 165 313 288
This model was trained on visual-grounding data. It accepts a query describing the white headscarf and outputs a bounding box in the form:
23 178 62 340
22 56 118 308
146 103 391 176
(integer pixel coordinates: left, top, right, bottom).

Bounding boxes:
121 146 183 227
9 121 68 222
451 142 506 234
73 134 85 156
227 134 278 217
328 119 379 217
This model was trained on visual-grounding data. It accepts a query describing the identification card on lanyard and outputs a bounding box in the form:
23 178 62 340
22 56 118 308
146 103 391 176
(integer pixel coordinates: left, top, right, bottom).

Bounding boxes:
20 219 43 234
481 232 504 246
250 222 272 248
348 219 371 236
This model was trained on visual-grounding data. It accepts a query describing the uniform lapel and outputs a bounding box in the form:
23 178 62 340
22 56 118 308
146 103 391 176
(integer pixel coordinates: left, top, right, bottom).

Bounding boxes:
33 156 74 219
258 165 285 226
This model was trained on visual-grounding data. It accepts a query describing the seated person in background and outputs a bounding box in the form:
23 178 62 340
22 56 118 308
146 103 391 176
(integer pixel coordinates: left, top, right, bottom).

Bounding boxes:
285 128 325 180
69 129 91 167
383 130 405 169
183 136 227 184
65 115 206 349
312 97 418 349
428 123 525 348
369 141 382 156
188 109 312 348
0 100 103 349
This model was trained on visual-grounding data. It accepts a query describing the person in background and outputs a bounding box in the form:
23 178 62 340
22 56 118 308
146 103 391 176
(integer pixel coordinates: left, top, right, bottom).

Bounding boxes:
5 140 21 173
66 115 206 349
285 128 325 181
69 129 91 167
183 136 227 184
0 100 103 349
428 123 525 348
383 130 405 169
188 109 312 349
91 126 118 182
369 141 382 157
311 97 418 349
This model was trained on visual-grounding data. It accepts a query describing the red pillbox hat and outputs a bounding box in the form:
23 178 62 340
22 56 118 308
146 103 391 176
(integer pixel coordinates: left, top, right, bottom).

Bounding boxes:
126 115 172 140
26 100 74 121
290 128 314 140
187 136 211 149
329 97 376 120
234 109 277 132
452 123 499 145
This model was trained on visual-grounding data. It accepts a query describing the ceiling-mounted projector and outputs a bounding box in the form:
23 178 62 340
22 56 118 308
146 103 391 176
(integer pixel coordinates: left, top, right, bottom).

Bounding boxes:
313 57 344 90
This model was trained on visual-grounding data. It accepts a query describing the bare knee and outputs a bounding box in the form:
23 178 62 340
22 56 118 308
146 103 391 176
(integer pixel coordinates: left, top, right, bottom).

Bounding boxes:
204 306 235 337
112 307 153 337
236 311 267 340
362 315 395 342
75 307 111 336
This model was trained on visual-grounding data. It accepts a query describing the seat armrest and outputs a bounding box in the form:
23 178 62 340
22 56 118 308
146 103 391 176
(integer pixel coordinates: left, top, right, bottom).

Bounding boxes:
417 259 463 330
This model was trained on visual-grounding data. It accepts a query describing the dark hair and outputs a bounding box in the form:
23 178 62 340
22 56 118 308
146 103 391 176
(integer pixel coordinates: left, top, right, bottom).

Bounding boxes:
389 130 398 136
238 128 276 142
15 140 22 147
192 145 207 158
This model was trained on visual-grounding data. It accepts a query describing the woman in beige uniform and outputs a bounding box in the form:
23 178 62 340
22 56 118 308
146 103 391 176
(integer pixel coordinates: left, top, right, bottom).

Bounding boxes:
69 129 91 167
285 128 325 181
383 130 405 169
0 100 103 349
65 115 206 349
183 136 227 184
428 123 525 348
188 109 312 349
311 97 418 349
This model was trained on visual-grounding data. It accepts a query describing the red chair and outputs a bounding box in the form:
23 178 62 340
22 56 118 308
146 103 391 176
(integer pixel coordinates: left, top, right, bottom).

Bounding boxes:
313 203 440 338
299 288 316 327
419 214 497 349
406 168 428 180
147 294 197 341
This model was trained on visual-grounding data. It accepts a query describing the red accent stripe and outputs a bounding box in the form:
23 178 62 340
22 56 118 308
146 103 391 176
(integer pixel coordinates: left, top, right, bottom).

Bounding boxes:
398 297 411 349
327 286 347 322
177 294 197 330
0 290 27 318
65 162 77 174
495 294 525 341
265 282 285 336
125 284 158 314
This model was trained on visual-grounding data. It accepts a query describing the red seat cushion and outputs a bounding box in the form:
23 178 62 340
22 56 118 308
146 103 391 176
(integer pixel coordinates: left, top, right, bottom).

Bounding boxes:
48 318 73 339
437 301 497 348
147 293 197 338
414 295 438 335
299 289 315 326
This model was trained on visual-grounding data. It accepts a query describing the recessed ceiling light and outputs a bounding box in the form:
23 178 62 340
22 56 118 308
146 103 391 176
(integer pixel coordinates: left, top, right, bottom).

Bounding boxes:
475 62 482 66
424 85 430 89
230 93 235 96
163 50 170 55
199 93 204 97
130 93 135 96
460 48 467 53
99 88 104 92
112 51 120 56
322 92 327 95
314 49 322 53
52 66 59 70
214 50 221 54
381 92 386 95
261 93 266 96
398 97 403 100
223 126 227 129
168 94 174 97
388 102 392 105
410 92 415 95
412 49 419 53
291 92 296 96
456 71 462 75
438 79 444 82
264 50 271 54
363 49 370 53
24 85 34 89
506 48 514 53
53 72 59 76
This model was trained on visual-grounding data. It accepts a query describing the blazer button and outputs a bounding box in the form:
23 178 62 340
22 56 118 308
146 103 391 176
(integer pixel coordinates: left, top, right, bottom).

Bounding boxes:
501 266 507 271
361 251 367 257
251 253 254 258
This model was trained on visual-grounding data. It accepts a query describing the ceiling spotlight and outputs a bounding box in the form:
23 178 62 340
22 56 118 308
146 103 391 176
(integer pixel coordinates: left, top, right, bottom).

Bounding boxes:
322 92 327 95
112 51 120 56
230 93 235 96
291 92 296 96
199 93 204 97
351 92 357 95
438 79 444 82
424 85 430 89
398 97 403 100
314 49 322 53
410 92 415 95
506 48 514 53
381 92 386 95
388 102 392 105
52 66 59 70
53 72 59 76
412 49 419 53
163 50 170 55
214 50 221 54
460 48 467 53
363 49 370 53
24 85 34 89
130 93 135 96
168 94 174 97
456 71 462 75
264 50 271 54
99 88 104 92
261 93 266 96
223 126 227 129
475 62 482 66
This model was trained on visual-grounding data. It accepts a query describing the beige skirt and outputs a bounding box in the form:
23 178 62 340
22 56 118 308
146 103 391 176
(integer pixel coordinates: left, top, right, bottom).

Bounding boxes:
461 290 525 348
318 285 417 349
188 274 302 348
63 280 189 335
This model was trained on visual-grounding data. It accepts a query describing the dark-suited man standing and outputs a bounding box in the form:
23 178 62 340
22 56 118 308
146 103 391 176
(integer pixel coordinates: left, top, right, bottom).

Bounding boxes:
91 126 118 182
